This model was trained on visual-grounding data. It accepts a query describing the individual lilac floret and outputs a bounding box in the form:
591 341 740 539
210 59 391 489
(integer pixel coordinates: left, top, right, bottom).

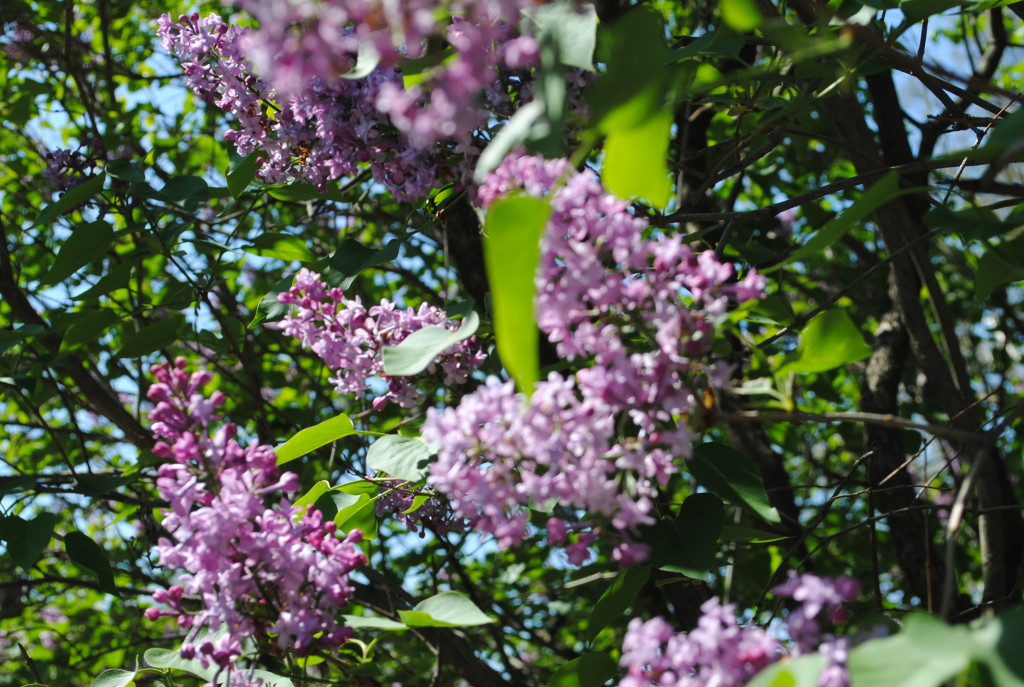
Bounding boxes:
145 358 366 675
274 268 486 410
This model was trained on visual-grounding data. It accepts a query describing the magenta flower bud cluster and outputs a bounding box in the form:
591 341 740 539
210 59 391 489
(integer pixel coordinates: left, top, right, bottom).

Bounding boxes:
423 153 765 565
275 268 487 411
145 358 366 676
619 573 859 687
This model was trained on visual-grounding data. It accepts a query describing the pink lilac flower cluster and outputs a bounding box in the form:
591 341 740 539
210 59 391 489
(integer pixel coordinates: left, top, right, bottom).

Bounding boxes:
233 0 543 148
619 573 860 687
144 358 366 679
423 153 765 565
156 13 454 200
275 268 487 410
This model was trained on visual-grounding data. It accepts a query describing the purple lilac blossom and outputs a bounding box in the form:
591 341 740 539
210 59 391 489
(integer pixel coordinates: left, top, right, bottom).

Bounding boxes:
156 13 453 200
619 574 859 687
374 480 462 537
274 267 487 410
233 0 543 148
423 153 765 564
144 358 366 676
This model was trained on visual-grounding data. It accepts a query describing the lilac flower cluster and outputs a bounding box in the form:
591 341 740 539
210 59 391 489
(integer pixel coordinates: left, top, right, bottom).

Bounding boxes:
275 268 487 410
156 13 454 200
234 0 541 148
619 573 860 687
144 358 366 677
423 153 765 565
41 148 94 193
374 480 462 537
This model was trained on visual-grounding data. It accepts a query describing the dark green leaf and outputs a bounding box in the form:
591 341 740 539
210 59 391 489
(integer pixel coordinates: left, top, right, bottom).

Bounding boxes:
328 238 402 290
643 492 725 576
42 221 116 286
160 175 209 209
247 233 314 263
276 413 356 465
787 172 903 264
227 151 259 198
546 652 618 687
35 173 106 228
105 160 146 182
65 530 118 594
116 316 185 358
588 566 650 641
73 262 134 300
145 648 295 686
61 309 121 350
249 275 293 327
366 435 433 483
483 195 552 393
0 324 46 342
75 474 128 497
381 310 480 376
975 235 1024 299
689 442 781 524
0 512 57 570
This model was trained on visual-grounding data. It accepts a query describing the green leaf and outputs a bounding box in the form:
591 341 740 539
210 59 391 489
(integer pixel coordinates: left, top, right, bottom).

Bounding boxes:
483 195 552 394
92 669 136 687
247 233 314 263
65 530 118 594
546 652 618 687
145 648 295 687
975 234 1024 299
971 607 1024 685
778 308 872 375
589 8 667 124
42 221 116 286
61 308 121 351
588 566 650 641
475 100 549 182
340 40 381 79
526 3 598 71
643 492 725 576
333 492 378 539
227 151 259 198
328 238 402 290
35 173 106 227
848 614 973 687
116 316 185 358
0 324 46 342
721 0 764 30
75 474 128 497
249 275 293 328
294 480 332 507
275 413 355 465
899 0 961 23
689 442 781 524
787 171 903 265
746 654 827 687
719 525 790 543
73 262 134 300
366 435 433 483
398 591 495 627
602 105 673 208
105 160 146 182
160 175 209 210
341 614 408 630
0 512 57 570
381 310 480 376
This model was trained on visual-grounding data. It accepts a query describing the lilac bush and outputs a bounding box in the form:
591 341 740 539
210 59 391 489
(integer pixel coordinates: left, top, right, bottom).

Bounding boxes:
144 358 366 677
